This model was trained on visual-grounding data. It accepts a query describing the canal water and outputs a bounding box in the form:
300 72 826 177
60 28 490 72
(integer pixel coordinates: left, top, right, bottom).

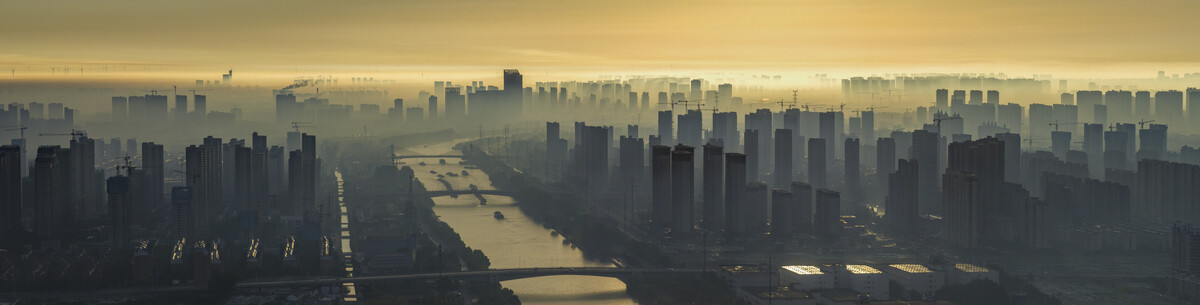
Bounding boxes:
403 140 637 305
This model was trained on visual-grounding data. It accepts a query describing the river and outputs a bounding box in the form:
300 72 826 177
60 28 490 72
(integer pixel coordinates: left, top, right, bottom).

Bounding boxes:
402 140 637 305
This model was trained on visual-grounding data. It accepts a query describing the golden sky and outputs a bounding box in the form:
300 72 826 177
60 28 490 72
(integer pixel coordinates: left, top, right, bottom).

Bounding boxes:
3 0 1199 79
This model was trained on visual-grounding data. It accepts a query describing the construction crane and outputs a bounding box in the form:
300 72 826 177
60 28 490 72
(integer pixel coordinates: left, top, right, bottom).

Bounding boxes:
291 122 315 132
675 99 709 112
116 155 137 177
1048 121 1083 131
39 129 86 141
933 115 961 136
1137 119 1156 129
774 99 795 112
186 88 210 95
141 85 178 96
2 125 27 139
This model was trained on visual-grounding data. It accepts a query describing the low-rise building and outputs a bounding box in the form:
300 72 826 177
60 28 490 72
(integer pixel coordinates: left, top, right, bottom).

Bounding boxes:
779 265 834 290
886 264 946 296
736 286 816 305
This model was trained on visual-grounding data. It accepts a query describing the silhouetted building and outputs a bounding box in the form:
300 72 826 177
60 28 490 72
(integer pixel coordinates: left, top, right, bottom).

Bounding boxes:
107 176 132 248
746 182 769 234
746 129 760 182
886 159 919 234
671 145 695 234
724 153 747 236
35 146 68 240
1173 222 1200 274
771 189 794 234
658 111 674 145
814 189 841 236
702 143 724 231
651 145 672 228
844 138 860 202
808 138 826 188
912 130 938 212
775 129 793 188
0 145 20 241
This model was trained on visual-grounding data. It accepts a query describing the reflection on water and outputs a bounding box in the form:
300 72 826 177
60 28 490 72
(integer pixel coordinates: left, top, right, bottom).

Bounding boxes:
405 153 636 305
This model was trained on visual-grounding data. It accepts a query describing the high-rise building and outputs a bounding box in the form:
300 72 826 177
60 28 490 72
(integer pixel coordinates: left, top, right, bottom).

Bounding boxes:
193 95 207 123
70 137 96 219
174 95 188 122
1105 90 1132 123
1173 222 1200 274
1051 131 1071 160
845 138 860 201
1156 90 1184 124
791 182 813 232
771 189 794 234
1083 124 1104 177
942 169 980 248
142 142 164 217
172 186 193 240
877 137 896 187
0 145 20 241
808 138 826 188
107 176 132 248
651 145 672 228
503 69 524 116
112 97 128 121
444 86 465 119
702 143 724 231
186 137 223 234
995 133 1021 183
943 137 1005 248
968 90 983 105
1076 90 1102 123
819 112 835 162
774 129 793 188
671 145 695 234
1104 130 1130 170
745 129 760 182
34 146 67 240
1134 91 1151 117
677 110 702 147
986 90 999 105
814 189 841 236
427 95 438 119
689 79 702 101
936 89 949 110
745 182 769 234
1138 160 1200 223
724 153 747 236
885 159 919 234
658 111 674 145
911 130 939 212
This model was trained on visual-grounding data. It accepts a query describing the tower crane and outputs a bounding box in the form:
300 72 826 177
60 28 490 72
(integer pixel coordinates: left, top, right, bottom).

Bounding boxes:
1137 119 1156 129
2 125 27 139
1048 121 1083 131
774 99 795 112
39 129 86 141
291 122 315 132
933 115 961 136
116 155 137 177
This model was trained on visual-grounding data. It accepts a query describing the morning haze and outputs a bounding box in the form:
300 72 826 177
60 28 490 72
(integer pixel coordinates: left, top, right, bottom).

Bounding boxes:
1 1 1200 305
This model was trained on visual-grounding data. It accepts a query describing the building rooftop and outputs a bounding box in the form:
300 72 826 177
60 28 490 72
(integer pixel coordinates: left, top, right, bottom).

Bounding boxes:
890 264 934 273
955 263 991 273
721 264 768 274
742 286 813 300
811 288 864 302
846 264 882 274
782 265 823 275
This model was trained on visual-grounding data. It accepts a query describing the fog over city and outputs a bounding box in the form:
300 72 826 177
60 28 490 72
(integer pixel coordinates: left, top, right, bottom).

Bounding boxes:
3 1 1200 305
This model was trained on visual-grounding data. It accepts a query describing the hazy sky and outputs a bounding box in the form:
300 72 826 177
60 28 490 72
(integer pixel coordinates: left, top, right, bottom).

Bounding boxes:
3 0 1199 79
